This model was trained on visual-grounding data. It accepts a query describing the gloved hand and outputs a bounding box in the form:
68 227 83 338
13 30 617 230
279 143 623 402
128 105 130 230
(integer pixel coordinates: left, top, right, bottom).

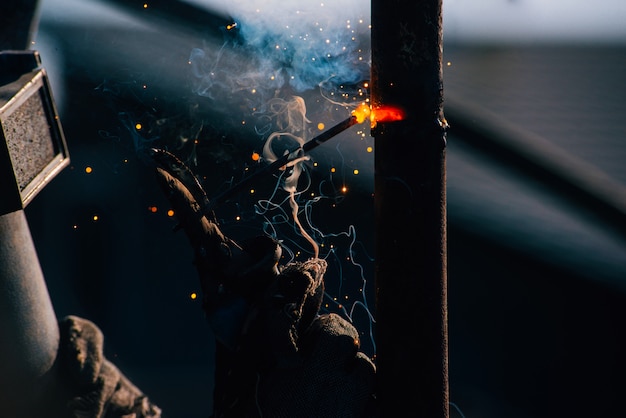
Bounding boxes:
48 315 162 418
152 149 377 418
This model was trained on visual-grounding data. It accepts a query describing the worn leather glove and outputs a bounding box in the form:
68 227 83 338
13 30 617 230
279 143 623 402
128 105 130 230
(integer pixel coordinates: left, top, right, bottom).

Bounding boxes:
52 315 162 418
153 149 377 417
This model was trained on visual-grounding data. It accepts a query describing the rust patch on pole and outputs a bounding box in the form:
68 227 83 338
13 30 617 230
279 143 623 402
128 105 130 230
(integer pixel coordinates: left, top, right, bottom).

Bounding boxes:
371 0 449 416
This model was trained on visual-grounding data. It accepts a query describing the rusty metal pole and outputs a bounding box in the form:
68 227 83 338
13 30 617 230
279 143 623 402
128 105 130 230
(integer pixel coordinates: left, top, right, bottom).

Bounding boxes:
371 0 449 417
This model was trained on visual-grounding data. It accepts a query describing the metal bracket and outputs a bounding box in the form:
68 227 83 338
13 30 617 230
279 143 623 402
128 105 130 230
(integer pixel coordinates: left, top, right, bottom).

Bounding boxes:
0 50 69 215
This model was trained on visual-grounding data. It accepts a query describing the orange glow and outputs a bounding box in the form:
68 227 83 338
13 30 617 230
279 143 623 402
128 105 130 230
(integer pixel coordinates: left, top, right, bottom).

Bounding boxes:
190 292 197 300
251 152 260 161
352 102 371 124
85 166 93 174
149 206 158 213
352 103 405 128
372 105 405 125
167 209 175 217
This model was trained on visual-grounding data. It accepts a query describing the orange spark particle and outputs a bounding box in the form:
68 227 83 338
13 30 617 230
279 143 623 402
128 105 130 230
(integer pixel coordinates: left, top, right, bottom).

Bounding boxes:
317 122 325 130
85 166 93 174
167 209 175 217
149 206 157 213
135 123 142 130
251 152 260 161
92 215 99 221
190 292 197 300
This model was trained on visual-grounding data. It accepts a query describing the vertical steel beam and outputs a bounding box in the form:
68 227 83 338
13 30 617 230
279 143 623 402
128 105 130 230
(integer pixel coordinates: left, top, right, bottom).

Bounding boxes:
371 0 449 416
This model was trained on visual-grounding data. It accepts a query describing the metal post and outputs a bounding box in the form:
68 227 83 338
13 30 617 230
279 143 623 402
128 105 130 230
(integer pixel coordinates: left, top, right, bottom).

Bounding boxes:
371 0 449 417
0 211 60 415
0 2 69 415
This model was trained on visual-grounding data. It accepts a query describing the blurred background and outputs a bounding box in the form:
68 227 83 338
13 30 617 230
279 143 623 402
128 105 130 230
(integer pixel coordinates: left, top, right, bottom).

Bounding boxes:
14 0 626 416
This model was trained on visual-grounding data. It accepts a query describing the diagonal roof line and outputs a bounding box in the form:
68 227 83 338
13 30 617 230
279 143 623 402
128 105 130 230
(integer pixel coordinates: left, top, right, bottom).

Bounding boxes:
446 94 626 241
94 0 232 40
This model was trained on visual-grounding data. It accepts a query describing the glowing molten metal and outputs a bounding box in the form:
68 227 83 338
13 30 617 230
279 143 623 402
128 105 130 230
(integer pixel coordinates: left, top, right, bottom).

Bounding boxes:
352 103 405 128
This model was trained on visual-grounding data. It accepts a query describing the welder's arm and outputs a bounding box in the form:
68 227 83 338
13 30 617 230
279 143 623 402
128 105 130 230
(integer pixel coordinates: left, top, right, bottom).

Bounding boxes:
153 150 378 417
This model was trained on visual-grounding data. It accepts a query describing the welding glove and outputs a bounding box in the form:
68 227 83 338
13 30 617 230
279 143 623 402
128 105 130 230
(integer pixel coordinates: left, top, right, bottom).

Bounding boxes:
153 149 377 417
152 148 281 349
43 315 162 418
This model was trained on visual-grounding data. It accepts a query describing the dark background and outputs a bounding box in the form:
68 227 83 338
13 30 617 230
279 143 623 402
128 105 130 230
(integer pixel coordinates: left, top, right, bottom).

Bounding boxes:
17 0 626 417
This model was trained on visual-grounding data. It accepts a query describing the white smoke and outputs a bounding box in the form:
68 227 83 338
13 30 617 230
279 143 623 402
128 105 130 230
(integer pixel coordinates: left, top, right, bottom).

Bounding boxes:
188 0 370 102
